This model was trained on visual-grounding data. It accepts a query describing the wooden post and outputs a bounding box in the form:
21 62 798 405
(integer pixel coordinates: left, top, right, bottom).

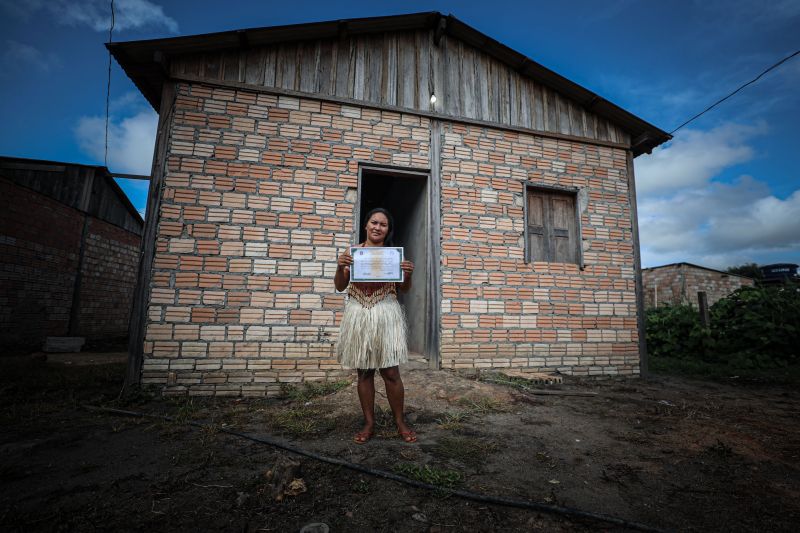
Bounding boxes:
697 291 709 328
626 152 648 377
124 82 176 393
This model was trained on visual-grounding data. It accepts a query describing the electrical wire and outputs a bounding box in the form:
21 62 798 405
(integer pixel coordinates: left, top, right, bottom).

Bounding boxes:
83 404 668 533
104 0 116 167
669 49 800 135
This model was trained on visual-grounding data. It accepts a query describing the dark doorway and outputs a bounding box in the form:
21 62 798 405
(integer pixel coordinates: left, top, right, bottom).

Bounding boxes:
357 167 430 358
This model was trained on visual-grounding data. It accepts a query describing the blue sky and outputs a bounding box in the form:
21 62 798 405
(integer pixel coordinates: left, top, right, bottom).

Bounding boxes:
1 0 798 269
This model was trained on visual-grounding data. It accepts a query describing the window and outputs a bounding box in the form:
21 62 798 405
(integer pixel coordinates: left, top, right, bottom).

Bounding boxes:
525 187 580 264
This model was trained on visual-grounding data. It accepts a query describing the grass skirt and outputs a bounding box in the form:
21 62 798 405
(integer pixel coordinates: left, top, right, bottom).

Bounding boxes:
336 294 408 369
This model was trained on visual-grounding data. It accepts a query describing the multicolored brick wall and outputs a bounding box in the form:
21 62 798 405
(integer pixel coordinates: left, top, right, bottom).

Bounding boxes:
142 82 431 395
643 264 754 308
438 123 639 376
142 81 642 395
0 178 141 350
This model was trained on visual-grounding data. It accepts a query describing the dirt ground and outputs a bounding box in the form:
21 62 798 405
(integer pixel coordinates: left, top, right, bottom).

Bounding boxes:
1 354 798 532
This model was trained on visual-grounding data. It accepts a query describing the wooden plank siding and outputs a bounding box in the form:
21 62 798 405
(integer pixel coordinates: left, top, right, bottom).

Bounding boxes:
170 29 629 144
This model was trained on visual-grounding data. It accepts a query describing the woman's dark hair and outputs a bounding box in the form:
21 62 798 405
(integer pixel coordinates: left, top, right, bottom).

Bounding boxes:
363 207 395 246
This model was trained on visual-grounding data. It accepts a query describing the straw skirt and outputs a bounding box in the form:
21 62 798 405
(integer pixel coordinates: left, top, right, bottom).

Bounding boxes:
336 292 408 370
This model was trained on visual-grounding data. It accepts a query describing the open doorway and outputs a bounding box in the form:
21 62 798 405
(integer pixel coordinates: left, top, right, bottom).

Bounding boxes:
356 166 433 361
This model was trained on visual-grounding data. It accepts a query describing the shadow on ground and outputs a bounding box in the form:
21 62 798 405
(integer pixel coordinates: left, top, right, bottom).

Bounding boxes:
1 354 798 532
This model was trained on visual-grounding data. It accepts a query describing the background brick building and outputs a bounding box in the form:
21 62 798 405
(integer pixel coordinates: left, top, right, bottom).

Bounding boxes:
642 262 755 308
111 13 671 395
0 157 144 352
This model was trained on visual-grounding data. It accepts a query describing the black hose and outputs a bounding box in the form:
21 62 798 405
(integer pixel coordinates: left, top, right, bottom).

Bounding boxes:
83 405 668 533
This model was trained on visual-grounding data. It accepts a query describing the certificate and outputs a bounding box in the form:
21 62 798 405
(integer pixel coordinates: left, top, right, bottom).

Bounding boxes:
350 246 404 282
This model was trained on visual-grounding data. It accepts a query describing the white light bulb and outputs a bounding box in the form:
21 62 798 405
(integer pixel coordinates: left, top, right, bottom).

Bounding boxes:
430 94 437 104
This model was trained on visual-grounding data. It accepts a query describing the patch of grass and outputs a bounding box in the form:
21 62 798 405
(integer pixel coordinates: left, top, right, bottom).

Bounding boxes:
651 357 800 384
351 479 370 494
393 463 463 489
169 397 203 422
280 379 350 403
457 396 508 414
434 436 498 467
478 372 543 392
270 406 333 437
435 410 471 431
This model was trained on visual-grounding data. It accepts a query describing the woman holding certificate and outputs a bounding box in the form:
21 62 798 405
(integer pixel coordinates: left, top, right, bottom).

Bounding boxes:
334 208 417 444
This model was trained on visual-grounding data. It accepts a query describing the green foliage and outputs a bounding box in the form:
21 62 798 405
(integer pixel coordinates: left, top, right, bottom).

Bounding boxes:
393 463 463 488
709 283 800 368
726 263 763 279
646 283 800 370
645 304 712 360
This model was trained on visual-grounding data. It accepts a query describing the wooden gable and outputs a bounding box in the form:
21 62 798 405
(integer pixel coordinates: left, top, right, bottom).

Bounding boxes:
110 12 670 154
171 28 629 145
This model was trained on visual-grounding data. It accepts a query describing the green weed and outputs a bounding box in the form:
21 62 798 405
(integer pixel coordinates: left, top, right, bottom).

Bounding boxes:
280 379 350 402
435 410 471 431
393 463 463 489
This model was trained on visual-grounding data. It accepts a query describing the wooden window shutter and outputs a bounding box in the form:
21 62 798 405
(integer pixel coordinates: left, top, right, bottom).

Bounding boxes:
527 192 547 262
527 189 578 264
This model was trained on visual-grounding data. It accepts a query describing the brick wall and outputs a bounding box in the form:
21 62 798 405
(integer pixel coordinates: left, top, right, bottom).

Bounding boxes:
0 177 141 350
142 81 643 396
78 217 141 338
643 264 754 308
142 83 431 396
0 177 82 348
438 123 639 376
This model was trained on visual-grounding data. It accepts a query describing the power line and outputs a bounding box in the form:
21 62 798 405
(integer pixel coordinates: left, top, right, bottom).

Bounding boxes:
104 0 115 167
669 49 800 135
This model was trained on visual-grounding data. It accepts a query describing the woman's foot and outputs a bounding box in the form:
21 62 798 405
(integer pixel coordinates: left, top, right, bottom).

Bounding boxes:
353 424 375 445
396 421 417 443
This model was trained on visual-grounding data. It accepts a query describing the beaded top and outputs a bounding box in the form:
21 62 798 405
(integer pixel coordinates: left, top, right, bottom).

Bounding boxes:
347 282 398 309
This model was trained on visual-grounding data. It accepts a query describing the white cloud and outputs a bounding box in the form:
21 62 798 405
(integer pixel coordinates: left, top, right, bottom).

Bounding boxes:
1 0 178 33
1 40 60 73
635 122 765 196
75 98 158 175
635 123 800 269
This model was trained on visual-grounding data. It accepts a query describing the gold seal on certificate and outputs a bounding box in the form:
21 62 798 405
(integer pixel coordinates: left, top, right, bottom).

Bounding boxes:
350 247 404 282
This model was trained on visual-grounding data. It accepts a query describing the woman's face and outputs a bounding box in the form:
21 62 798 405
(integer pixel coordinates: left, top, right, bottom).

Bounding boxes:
365 212 390 245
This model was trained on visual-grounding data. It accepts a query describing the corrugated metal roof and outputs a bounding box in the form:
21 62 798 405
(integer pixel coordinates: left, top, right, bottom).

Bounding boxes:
109 11 671 155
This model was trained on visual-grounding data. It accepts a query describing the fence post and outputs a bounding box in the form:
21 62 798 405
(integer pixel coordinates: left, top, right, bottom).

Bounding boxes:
697 291 709 328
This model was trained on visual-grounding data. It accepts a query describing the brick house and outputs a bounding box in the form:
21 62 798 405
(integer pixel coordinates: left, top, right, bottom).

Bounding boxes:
642 262 755 308
0 156 144 352
110 12 671 395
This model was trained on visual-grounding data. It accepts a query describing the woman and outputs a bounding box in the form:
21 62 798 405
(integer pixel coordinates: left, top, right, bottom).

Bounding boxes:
334 207 417 444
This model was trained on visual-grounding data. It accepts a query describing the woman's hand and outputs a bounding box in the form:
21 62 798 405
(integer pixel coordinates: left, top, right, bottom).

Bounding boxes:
399 260 414 293
400 260 414 277
334 249 353 292
337 249 353 270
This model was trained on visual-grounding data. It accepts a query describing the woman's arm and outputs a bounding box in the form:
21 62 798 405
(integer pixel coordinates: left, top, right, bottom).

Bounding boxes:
399 259 414 293
334 249 352 292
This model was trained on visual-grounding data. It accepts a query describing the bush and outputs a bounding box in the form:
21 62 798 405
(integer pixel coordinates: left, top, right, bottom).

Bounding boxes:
645 304 711 360
646 283 800 369
709 283 800 368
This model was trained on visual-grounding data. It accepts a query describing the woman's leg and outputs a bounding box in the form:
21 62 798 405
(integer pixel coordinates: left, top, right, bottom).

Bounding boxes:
356 369 376 438
379 366 415 440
